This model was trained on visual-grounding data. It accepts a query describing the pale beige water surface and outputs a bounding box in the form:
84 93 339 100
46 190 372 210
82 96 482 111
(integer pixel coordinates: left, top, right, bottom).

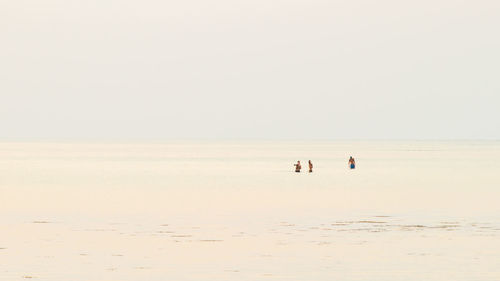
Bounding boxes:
1 141 499 280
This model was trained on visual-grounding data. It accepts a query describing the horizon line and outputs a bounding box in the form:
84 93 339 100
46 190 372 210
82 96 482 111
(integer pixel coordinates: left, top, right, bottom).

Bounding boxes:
0 138 499 143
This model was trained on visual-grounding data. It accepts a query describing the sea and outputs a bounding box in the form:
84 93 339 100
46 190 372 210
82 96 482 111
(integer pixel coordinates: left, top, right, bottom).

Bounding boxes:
1 141 499 280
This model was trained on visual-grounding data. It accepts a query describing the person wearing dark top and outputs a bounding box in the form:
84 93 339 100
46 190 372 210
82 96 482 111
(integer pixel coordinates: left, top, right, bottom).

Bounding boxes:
294 161 301 173
308 160 313 173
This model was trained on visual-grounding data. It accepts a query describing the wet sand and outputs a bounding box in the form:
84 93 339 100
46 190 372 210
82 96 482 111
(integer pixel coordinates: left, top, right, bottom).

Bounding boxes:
1 141 499 280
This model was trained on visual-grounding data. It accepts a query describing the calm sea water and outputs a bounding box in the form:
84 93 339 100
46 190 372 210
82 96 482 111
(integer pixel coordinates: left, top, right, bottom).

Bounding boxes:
1 141 499 280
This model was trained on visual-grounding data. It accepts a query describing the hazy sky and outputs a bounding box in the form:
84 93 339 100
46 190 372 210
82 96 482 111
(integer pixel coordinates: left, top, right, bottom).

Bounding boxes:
1 0 499 140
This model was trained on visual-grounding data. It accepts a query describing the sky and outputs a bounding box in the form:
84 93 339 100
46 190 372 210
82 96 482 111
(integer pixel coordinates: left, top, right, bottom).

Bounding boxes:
1 0 499 140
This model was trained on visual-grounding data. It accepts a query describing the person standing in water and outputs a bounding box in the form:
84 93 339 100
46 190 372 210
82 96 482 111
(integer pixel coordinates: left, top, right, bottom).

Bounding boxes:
294 161 301 173
348 156 356 169
308 160 313 173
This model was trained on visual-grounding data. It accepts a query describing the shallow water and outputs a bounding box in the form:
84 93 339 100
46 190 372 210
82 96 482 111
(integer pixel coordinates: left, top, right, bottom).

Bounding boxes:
1 141 499 280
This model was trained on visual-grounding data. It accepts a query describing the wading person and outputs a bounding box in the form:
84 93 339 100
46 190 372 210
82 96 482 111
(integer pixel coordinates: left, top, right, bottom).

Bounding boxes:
348 156 355 169
294 161 301 173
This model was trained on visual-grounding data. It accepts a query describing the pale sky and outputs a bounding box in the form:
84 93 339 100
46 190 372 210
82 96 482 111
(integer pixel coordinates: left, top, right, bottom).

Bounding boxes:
1 0 499 140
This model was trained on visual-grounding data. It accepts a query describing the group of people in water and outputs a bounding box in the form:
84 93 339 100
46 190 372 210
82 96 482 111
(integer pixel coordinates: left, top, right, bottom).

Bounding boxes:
293 157 356 173
294 160 313 173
